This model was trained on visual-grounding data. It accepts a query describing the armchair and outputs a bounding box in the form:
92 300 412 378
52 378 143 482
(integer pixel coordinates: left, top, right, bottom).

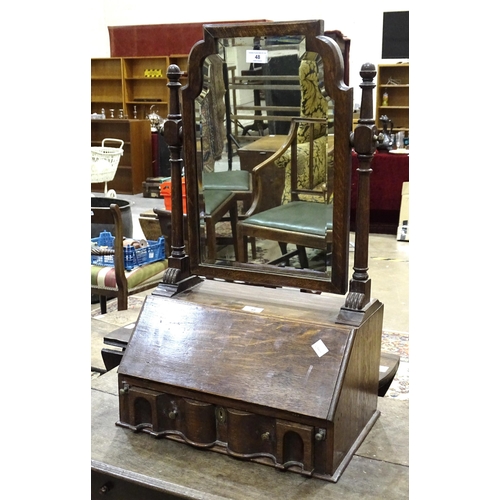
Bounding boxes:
91 203 169 314
237 117 333 268
237 55 334 268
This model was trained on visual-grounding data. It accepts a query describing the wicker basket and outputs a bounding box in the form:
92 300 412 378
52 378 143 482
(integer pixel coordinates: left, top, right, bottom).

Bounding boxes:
91 138 124 195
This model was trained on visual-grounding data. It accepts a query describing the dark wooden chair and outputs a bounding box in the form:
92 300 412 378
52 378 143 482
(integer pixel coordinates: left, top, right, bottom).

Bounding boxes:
202 170 252 211
237 54 334 269
155 189 240 264
91 203 169 314
237 117 333 268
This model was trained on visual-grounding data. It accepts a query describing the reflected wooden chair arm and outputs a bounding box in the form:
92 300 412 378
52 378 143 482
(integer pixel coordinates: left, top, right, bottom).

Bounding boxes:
246 120 303 217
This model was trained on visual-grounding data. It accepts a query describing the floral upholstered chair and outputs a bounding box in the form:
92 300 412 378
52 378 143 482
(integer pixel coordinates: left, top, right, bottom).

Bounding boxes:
275 55 333 205
91 204 170 314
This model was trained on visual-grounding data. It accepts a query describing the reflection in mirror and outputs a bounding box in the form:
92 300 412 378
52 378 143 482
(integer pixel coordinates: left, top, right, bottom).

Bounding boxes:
195 37 335 277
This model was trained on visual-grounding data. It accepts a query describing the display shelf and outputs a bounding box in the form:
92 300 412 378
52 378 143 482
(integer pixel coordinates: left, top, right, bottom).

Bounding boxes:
376 63 409 134
91 58 125 115
123 56 170 120
91 55 189 121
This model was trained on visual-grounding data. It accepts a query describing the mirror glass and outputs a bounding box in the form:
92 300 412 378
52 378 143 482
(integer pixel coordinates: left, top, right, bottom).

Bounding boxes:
194 36 334 276
181 22 352 294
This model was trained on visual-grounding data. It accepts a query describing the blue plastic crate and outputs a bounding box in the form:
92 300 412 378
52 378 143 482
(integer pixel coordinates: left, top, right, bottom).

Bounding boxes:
91 231 166 271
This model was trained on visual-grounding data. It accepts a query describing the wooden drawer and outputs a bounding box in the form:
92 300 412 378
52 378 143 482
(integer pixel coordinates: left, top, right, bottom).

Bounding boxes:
118 383 321 475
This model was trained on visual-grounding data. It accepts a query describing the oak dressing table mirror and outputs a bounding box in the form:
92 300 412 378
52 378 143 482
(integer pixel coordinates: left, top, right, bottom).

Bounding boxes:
117 20 385 483
160 19 379 322
181 20 352 296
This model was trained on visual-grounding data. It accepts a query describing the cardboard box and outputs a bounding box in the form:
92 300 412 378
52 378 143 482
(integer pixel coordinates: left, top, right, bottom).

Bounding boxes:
397 182 409 241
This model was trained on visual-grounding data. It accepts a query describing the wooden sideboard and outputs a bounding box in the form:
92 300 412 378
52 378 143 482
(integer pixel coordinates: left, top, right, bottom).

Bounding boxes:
91 119 152 195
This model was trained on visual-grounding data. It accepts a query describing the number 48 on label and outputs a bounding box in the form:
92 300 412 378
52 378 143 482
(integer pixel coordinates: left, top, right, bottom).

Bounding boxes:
246 50 269 64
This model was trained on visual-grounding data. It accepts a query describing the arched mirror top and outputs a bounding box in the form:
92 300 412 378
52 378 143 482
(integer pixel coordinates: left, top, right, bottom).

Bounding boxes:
180 20 354 294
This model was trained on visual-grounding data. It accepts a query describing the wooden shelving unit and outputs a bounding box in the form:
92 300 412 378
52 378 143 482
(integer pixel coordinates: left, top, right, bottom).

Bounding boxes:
123 56 169 120
91 58 124 117
91 55 189 119
375 63 409 135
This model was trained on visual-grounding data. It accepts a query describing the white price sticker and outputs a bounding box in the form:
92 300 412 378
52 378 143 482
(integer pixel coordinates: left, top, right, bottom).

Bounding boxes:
312 339 329 358
246 49 268 64
242 305 264 313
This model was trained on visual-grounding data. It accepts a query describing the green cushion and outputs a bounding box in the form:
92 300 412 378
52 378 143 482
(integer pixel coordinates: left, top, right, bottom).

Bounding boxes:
202 189 234 215
241 201 332 236
91 259 169 289
203 170 250 191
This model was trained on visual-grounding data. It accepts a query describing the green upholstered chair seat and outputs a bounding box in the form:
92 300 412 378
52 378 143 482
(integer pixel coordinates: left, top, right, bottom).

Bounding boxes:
91 259 169 290
202 170 251 191
202 189 234 215
241 201 332 236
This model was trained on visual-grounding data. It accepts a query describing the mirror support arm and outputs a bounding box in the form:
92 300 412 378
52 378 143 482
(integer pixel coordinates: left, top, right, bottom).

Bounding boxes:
157 64 200 292
340 63 377 316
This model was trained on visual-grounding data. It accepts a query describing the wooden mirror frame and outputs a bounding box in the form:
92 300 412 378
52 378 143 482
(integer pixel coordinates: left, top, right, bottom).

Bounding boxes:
161 20 377 317
181 20 353 294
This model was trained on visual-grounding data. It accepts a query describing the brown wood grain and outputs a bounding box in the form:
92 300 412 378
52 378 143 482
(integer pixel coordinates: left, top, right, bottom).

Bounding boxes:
119 294 352 420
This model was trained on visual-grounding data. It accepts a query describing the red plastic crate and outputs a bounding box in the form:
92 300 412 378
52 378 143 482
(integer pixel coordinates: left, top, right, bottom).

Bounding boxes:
160 178 187 214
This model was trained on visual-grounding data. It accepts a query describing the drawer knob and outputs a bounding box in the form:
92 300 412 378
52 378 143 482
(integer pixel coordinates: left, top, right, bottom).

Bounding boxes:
261 432 270 441
119 383 129 395
315 429 326 441
168 409 178 419
98 482 113 495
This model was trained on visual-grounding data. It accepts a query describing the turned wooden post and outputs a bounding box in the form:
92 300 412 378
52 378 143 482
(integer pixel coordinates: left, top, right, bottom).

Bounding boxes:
162 64 190 282
344 63 377 311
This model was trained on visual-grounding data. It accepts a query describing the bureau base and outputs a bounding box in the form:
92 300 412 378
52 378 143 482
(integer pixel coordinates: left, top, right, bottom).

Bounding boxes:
116 292 384 482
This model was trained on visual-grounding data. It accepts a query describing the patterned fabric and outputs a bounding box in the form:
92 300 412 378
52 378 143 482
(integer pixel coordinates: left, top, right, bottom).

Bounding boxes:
91 259 169 290
297 58 328 143
276 136 328 204
199 55 227 172
275 57 330 204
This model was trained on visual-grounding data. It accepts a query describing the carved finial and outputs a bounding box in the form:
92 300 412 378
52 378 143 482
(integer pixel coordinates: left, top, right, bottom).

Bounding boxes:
360 62 376 82
167 64 182 83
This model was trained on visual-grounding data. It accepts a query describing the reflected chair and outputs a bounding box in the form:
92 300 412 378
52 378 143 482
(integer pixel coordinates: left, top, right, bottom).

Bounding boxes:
202 169 252 211
91 203 169 314
155 189 240 264
237 117 333 268
237 55 334 268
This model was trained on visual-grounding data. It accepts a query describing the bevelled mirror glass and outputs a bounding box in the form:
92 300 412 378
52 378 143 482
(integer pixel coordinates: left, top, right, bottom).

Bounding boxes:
181 21 353 294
